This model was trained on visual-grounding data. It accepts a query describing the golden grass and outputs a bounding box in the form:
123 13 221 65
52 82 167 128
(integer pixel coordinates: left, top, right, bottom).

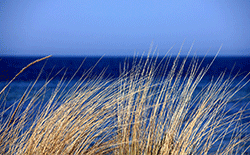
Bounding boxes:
0 46 250 154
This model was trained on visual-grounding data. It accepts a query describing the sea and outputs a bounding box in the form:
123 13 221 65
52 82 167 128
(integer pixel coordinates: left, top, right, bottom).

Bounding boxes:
0 56 250 153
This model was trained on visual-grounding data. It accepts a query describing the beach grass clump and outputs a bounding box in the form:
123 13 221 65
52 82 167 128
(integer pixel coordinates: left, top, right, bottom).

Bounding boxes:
0 46 250 154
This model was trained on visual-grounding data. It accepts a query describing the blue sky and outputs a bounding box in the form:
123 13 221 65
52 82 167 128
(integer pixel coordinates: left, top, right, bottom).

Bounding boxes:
0 0 250 56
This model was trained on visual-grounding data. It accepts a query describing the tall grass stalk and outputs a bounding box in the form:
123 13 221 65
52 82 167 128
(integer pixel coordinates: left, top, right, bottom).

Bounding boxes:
0 46 250 154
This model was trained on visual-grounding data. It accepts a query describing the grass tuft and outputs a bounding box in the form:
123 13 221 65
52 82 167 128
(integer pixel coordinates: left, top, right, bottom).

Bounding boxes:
0 47 250 154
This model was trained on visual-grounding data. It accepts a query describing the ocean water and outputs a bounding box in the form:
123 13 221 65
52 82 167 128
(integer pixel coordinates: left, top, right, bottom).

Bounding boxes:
0 56 250 153
1 56 250 82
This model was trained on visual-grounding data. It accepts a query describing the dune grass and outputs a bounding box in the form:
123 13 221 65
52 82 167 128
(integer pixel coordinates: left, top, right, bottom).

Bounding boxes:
0 46 250 154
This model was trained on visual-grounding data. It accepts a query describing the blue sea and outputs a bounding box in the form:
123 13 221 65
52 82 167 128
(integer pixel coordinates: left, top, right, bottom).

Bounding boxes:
0 56 250 153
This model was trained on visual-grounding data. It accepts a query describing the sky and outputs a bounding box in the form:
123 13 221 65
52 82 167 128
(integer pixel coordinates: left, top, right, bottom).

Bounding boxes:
0 0 250 56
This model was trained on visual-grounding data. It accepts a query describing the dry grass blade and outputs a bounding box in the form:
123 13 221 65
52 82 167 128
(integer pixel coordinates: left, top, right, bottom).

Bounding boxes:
0 55 52 96
7 92 26 128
